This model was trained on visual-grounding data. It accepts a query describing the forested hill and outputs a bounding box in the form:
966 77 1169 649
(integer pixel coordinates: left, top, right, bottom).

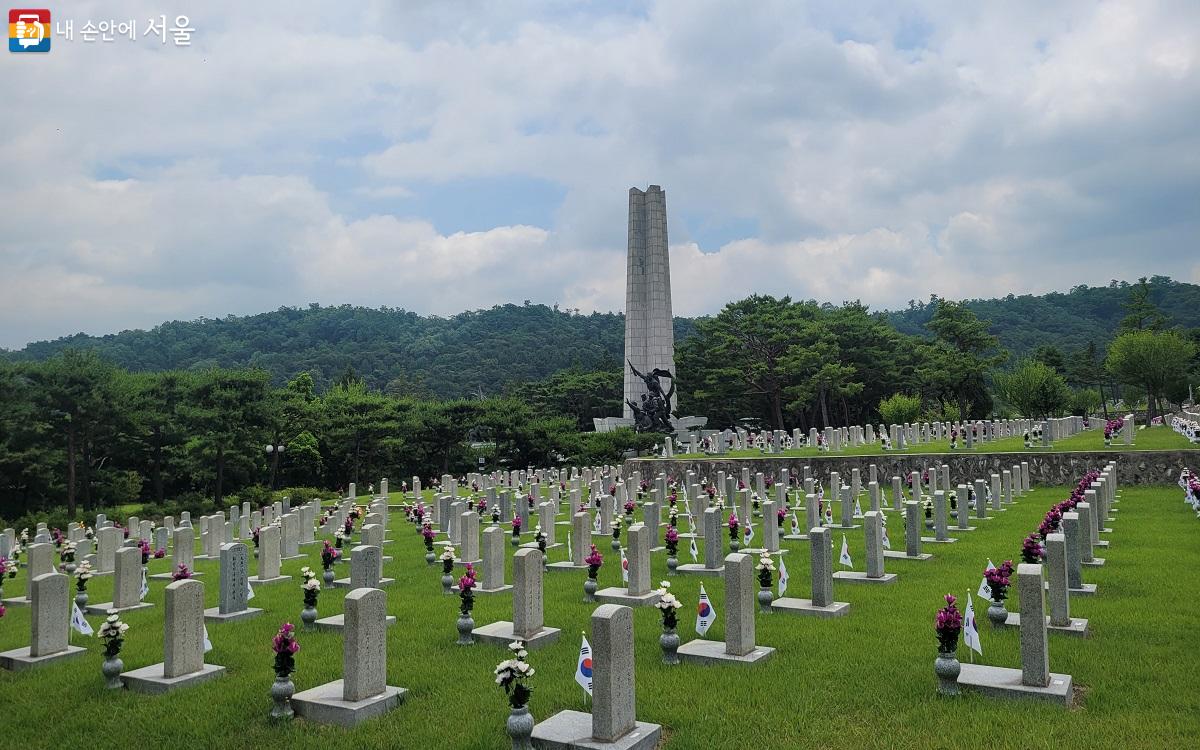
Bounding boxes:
885 276 1200 355
4 303 693 399
5 277 1198 396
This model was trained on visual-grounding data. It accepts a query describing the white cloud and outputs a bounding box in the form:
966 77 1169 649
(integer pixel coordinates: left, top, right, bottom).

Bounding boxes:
0 0 1197 348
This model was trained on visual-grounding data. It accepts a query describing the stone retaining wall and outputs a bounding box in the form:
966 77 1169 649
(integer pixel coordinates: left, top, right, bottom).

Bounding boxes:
623 449 1200 486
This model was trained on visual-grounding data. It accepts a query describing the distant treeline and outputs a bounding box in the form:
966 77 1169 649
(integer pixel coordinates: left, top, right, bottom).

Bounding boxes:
4 277 1199 398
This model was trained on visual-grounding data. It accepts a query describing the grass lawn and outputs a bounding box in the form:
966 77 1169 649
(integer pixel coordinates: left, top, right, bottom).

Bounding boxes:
670 425 1196 460
1 480 1198 749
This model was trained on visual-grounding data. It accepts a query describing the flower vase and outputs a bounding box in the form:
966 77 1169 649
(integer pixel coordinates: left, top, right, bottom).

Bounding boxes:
269 674 295 720
506 705 534 750
660 627 680 665
986 600 1008 627
456 613 475 645
322 568 335 585
64 562 76 575
757 587 774 613
441 573 454 595
934 648 961 696
583 577 598 603
425 551 436 565
666 556 678 575
300 604 318 630
101 654 124 689
75 591 89 610
730 539 740 553
511 535 520 547
610 538 620 551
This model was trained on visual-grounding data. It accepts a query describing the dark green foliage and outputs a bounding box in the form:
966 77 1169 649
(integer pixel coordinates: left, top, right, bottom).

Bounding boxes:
3 303 694 399
888 276 1200 357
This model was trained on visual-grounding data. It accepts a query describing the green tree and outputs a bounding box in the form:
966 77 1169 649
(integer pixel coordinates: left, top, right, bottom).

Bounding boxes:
1032 345 1067 375
921 299 1008 418
1118 277 1167 332
681 295 804 429
878 393 922 426
1069 388 1102 417
1105 329 1196 420
181 369 270 506
993 360 1070 418
27 350 122 517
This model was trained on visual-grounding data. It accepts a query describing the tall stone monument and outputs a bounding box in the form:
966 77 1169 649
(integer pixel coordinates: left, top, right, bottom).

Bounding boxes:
623 185 676 419
596 185 704 435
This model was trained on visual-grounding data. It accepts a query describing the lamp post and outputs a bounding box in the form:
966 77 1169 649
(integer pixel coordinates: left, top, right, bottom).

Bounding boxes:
265 443 286 490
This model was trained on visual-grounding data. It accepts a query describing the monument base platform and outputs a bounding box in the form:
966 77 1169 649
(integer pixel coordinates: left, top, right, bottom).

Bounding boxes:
291 679 406 727
313 613 396 632
472 621 560 649
772 597 850 618
0 645 86 671
956 664 1073 706
675 564 723 577
832 571 897 585
676 639 775 665
203 606 263 623
532 709 662 750
594 587 661 607
121 662 225 694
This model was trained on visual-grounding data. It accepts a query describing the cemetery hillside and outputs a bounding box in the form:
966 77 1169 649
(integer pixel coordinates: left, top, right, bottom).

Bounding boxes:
4 4 1200 748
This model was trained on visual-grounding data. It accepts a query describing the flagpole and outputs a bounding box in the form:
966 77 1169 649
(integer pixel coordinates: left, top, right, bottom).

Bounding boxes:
967 590 974 663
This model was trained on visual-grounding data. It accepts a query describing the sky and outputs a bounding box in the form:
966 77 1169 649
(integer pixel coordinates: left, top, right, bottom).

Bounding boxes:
2 0 1198 350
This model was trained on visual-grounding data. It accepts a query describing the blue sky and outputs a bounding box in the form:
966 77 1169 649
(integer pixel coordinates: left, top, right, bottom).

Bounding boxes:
1 0 1197 349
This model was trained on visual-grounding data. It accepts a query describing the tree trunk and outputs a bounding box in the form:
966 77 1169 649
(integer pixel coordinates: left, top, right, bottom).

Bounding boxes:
81 429 93 511
1099 380 1109 420
151 426 164 503
841 395 850 429
214 445 225 506
770 391 785 431
819 389 830 428
66 423 77 519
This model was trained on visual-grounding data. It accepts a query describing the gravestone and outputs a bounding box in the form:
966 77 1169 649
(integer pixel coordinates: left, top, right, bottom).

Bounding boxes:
677 507 724 576
884 501 932 561
0 572 85 670
251 525 290 586
1030 533 1089 636
956 484 975 532
204 543 262 622
1061 512 1096 596
473 548 561 648
87 546 153 614
280 514 302 559
122 579 225 693
1077 502 1105 567
532 604 662 750
477 527 512 593
957 564 1074 705
775 526 850 616
974 479 989 520
596 523 660 606
96 527 121 573
547 512 590 571
3 542 53 606
924 490 956 544
292 587 407 726
459 511 481 564
833 511 895 585
677 553 775 665
152 525 199 580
